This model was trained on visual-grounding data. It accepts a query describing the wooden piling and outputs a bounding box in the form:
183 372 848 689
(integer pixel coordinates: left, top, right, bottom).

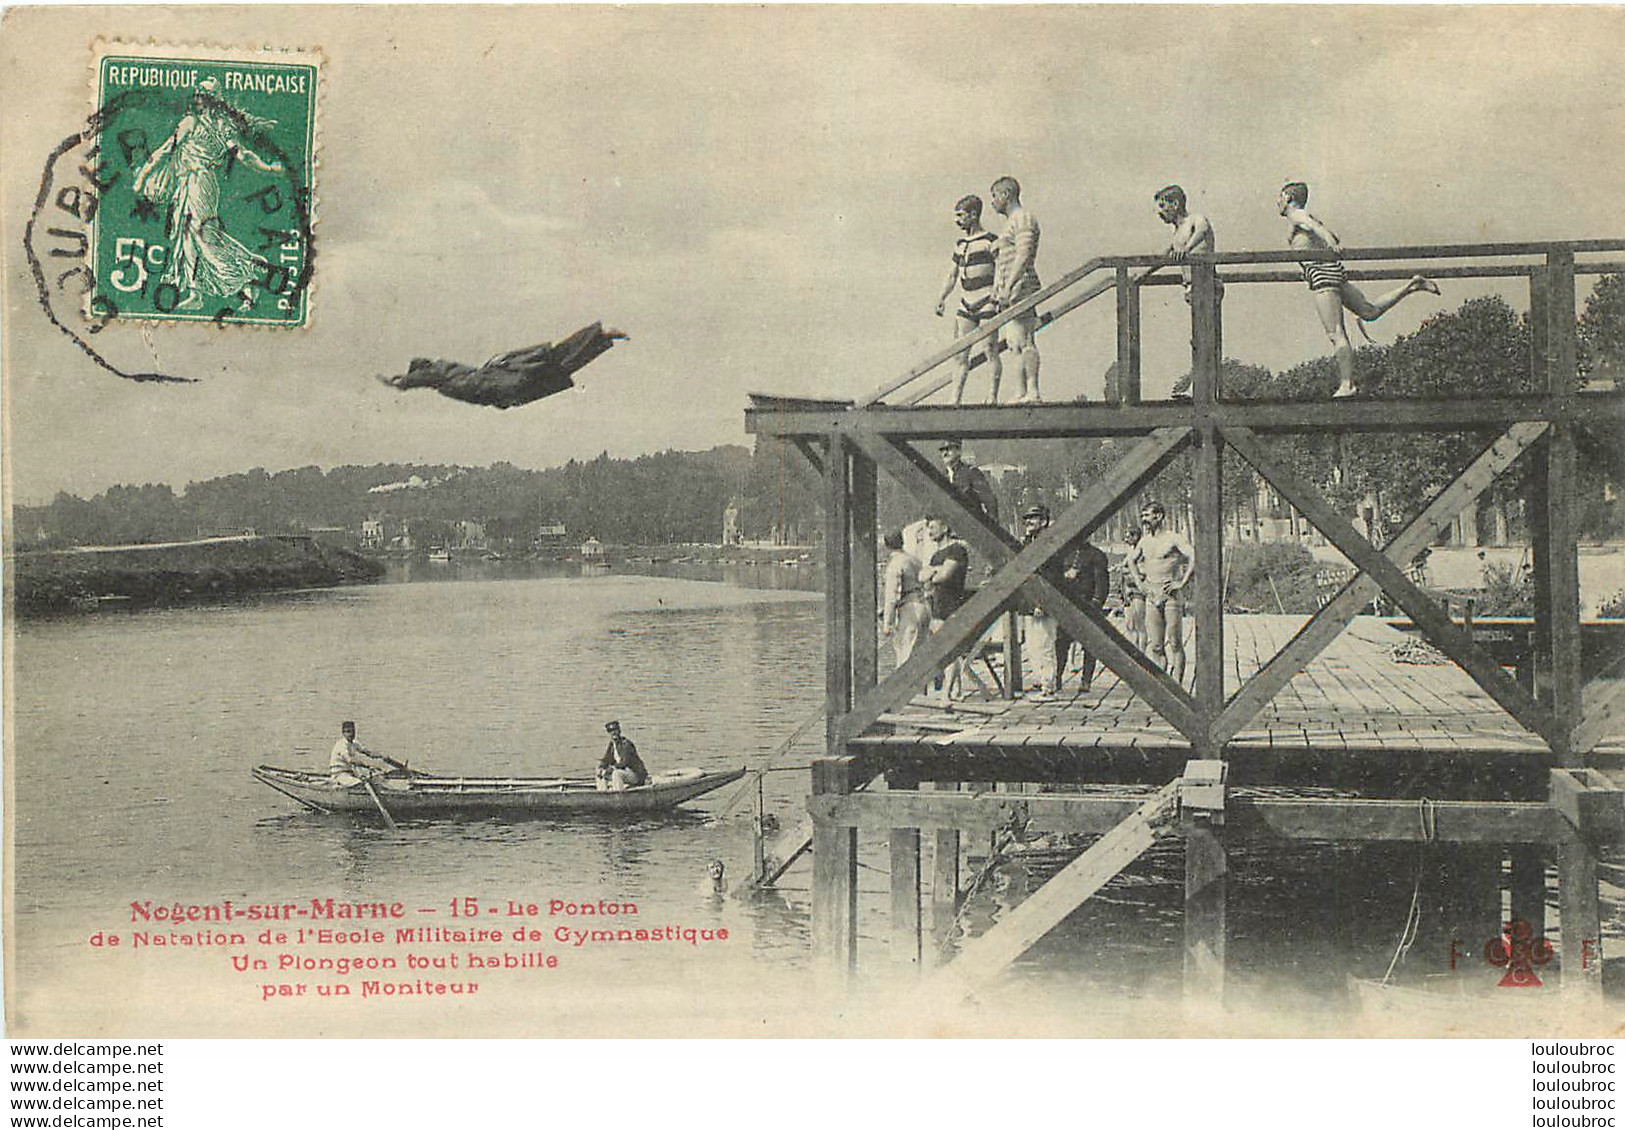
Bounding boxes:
811 758 859 977
890 783 922 968
1558 839 1602 995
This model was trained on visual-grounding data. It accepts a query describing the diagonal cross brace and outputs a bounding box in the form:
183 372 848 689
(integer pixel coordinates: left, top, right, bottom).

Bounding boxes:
929 779 1182 999
1212 421 1550 746
1224 425 1558 749
1573 679 1625 758
844 426 1202 743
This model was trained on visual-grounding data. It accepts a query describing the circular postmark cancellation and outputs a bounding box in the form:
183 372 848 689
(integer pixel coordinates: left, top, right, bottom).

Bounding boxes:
23 46 320 384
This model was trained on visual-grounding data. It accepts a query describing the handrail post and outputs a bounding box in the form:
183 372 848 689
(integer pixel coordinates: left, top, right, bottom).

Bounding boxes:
1541 250 1581 761
1190 261 1224 753
1114 266 1142 405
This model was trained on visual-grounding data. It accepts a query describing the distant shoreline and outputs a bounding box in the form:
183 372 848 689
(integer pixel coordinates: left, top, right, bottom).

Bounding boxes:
9 535 385 615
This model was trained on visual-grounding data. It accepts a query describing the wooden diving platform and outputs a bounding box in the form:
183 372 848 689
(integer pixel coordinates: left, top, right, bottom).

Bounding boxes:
744 237 1625 1001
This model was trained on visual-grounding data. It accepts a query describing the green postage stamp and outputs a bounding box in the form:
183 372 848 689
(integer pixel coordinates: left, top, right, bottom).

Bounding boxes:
89 43 320 327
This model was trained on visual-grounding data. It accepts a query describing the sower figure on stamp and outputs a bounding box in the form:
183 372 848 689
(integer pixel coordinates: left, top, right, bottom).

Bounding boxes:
597 720 649 791
935 194 1003 405
133 75 283 312
1277 181 1439 399
1154 185 1220 400
1128 502 1194 684
329 721 393 785
990 176 1042 404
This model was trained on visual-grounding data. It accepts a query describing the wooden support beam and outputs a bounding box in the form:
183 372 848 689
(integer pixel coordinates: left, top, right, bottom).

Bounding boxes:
1185 822 1226 998
929 781 1181 998
1574 678 1625 756
748 814 813 889
811 759 860 976
746 390 1625 443
1528 440 1555 705
1223 425 1557 749
1181 758 1227 999
790 437 826 476
1213 422 1547 746
1192 427 1225 740
890 783 922 969
842 427 1201 744
930 783 961 963
810 790 1572 842
1002 610 1021 701
1558 839 1602 996
1509 847 1547 939
1544 425 1583 763
1114 267 1142 405
1550 768 1625 844
825 434 852 755
852 450 879 693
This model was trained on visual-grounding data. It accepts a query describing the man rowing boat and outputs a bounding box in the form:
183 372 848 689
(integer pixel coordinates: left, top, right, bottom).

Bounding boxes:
329 720 397 785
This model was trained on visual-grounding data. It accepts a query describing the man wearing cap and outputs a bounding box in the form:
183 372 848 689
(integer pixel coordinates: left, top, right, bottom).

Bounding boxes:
329 720 392 784
597 720 650 791
1018 503 1064 698
939 439 999 529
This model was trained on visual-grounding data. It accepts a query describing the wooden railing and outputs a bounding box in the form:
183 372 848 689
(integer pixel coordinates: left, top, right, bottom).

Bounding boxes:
857 239 1625 409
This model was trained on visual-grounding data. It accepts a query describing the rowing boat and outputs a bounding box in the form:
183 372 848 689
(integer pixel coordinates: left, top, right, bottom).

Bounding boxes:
253 764 746 817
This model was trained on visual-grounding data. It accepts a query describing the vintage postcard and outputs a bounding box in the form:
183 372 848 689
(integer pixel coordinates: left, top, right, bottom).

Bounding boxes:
3 5 1623 1042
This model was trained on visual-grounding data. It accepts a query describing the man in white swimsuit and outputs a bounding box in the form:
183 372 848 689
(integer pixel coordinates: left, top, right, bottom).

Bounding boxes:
1127 502 1194 683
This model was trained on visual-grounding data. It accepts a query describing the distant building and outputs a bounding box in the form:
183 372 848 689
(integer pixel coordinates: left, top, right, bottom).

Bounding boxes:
581 537 605 560
306 526 349 548
454 519 488 551
722 502 741 546
535 519 569 547
360 519 385 550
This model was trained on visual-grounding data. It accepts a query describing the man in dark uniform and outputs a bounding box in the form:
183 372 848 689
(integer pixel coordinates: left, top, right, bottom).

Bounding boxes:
939 439 999 529
1057 530 1112 691
597 720 650 791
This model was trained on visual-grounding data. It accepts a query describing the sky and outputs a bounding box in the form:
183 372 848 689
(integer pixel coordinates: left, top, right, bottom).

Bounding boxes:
3 5 1623 504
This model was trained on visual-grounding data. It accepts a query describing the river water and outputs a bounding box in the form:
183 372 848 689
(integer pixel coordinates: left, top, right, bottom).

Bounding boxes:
7 563 1613 1036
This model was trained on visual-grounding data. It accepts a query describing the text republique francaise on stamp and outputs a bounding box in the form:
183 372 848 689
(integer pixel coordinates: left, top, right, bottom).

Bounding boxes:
87 43 319 328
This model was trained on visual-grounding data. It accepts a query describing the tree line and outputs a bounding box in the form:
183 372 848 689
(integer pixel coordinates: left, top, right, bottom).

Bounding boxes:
11 279 1621 553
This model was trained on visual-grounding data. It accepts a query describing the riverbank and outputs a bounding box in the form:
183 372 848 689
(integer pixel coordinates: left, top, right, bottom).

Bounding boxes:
9 535 385 614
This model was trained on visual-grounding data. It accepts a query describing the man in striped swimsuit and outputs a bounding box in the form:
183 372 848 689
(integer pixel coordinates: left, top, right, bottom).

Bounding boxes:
991 176 1043 403
1278 181 1440 399
935 194 1002 405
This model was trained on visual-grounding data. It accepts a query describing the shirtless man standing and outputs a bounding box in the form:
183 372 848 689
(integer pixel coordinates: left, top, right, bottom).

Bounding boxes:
1277 181 1439 399
1155 185 1219 399
1128 502 1194 683
990 176 1042 404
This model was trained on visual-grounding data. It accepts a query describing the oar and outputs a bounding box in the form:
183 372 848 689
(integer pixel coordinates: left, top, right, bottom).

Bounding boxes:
361 776 398 830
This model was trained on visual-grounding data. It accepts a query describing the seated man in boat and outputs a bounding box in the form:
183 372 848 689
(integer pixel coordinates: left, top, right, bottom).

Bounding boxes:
329 721 393 786
596 720 650 791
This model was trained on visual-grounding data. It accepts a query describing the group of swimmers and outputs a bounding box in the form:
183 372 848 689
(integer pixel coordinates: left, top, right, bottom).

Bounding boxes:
938 178 1441 403
879 433 1201 698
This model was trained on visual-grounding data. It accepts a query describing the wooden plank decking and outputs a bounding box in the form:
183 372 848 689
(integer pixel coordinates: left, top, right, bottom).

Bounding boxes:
855 614 1623 795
